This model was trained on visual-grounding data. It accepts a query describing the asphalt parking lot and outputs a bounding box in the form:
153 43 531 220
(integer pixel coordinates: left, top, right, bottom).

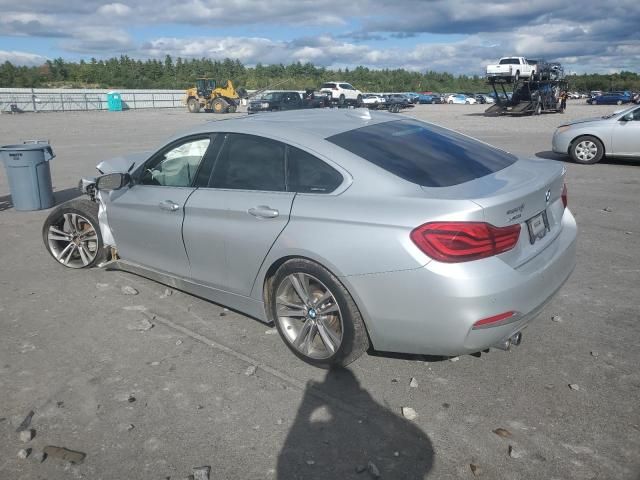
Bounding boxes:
1 103 639 480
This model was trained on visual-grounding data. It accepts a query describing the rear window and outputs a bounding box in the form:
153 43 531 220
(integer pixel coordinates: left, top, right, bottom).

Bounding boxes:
321 83 336 89
326 120 517 187
499 58 520 65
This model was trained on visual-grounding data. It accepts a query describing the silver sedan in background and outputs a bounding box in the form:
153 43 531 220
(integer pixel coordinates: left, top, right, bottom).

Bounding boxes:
43 109 577 367
553 104 640 164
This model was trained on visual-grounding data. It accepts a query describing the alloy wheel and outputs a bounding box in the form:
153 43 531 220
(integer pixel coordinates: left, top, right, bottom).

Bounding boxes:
574 140 598 162
46 213 99 268
275 273 343 360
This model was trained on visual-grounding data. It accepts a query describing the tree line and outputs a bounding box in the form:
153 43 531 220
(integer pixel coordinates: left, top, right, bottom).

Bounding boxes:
0 55 638 93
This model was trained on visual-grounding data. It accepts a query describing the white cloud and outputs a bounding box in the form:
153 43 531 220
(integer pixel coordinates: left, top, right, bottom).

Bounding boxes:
0 0 637 74
97 3 132 16
0 50 48 66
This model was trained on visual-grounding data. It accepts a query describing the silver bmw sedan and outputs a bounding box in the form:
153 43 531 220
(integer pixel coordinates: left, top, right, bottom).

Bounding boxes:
43 109 577 367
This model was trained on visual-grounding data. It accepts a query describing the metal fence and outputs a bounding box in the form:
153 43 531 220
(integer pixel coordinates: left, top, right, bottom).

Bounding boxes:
0 88 185 113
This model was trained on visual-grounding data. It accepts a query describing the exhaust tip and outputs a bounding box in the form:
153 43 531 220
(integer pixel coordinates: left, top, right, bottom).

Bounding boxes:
512 332 523 346
492 332 522 351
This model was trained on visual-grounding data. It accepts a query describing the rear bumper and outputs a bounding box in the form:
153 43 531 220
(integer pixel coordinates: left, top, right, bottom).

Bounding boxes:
343 209 577 356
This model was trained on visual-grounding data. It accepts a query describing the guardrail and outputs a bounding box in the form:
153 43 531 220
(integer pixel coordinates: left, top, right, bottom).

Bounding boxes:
0 88 185 113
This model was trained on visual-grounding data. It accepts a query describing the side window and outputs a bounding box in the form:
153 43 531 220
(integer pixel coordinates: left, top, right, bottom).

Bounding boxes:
632 108 640 120
287 146 343 193
210 134 285 191
139 137 210 187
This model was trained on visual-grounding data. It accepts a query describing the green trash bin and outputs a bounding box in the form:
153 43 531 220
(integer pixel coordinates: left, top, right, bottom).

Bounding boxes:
0 142 55 211
107 91 123 111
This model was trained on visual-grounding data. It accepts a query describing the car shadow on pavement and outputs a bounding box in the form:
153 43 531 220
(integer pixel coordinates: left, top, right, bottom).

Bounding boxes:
536 151 640 166
276 367 434 479
535 151 566 161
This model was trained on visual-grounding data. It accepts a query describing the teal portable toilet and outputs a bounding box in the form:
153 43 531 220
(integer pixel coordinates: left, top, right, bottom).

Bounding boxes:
107 91 122 111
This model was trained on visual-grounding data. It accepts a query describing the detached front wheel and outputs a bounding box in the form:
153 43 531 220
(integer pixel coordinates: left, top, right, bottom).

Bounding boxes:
42 199 106 268
269 259 369 368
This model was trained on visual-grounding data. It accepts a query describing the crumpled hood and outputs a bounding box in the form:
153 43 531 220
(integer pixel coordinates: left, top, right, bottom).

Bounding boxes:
96 151 151 174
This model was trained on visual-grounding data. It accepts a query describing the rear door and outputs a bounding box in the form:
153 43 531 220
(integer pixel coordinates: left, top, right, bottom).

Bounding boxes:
183 133 295 295
107 135 215 277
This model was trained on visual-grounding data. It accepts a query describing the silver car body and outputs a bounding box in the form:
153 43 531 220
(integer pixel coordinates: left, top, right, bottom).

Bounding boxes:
552 105 640 158
93 109 576 356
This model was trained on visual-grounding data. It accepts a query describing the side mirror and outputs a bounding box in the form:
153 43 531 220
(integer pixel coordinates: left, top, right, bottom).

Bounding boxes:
96 172 130 191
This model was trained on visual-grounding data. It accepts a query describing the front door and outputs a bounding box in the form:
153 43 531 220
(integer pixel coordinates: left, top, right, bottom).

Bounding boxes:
611 107 640 155
107 135 214 277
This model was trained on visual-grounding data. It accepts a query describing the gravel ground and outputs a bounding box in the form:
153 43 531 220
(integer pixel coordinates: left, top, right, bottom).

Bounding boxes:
1 102 639 480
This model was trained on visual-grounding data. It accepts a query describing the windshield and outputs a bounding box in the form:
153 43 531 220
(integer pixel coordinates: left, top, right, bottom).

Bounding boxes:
327 119 516 187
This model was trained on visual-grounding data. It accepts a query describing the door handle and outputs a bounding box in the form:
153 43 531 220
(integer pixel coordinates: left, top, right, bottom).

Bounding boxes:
248 206 279 219
159 200 180 212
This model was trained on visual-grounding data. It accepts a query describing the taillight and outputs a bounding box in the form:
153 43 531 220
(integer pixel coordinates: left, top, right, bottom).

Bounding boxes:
561 183 568 209
410 221 521 263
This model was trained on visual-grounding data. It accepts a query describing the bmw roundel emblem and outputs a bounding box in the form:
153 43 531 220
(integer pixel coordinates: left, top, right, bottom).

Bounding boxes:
545 189 551 203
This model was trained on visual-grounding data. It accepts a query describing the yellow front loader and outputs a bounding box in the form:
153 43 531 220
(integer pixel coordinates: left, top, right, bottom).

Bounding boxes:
184 78 246 113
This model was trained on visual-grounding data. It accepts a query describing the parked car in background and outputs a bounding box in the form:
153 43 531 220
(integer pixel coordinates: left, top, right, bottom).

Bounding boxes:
587 91 632 105
417 94 441 104
248 91 305 114
473 94 492 104
480 94 495 104
362 94 386 108
553 104 640 164
446 94 477 105
45 109 576 368
404 92 420 104
319 81 363 106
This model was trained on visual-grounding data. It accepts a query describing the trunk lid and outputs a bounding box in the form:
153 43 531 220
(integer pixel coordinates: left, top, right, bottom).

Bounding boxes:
421 158 567 267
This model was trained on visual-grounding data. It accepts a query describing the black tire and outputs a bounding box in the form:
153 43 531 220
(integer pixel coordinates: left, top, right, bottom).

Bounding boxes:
356 94 363 107
569 135 604 165
448 100 453 104
212 97 229 113
338 94 345 106
187 98 200 113
268 258 369 368
514 71 520 83
42 199 107 269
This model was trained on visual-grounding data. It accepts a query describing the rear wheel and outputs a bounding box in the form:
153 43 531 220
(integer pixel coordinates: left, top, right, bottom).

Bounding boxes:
42 199 107 269
448 100 453 104
570 136 604 164
187 98 200 113
356 94 363 107
269 259 368 368
338 94 345 106
212 97 229 113
514 71 520 82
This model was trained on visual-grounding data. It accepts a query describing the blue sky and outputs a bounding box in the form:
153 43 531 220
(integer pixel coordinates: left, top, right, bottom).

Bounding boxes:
0 0 638 74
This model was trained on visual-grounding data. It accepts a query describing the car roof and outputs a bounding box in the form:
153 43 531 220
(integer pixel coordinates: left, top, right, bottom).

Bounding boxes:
185 109 397 140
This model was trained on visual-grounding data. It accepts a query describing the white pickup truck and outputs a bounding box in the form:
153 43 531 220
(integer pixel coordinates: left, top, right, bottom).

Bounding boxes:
486 57 537 82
